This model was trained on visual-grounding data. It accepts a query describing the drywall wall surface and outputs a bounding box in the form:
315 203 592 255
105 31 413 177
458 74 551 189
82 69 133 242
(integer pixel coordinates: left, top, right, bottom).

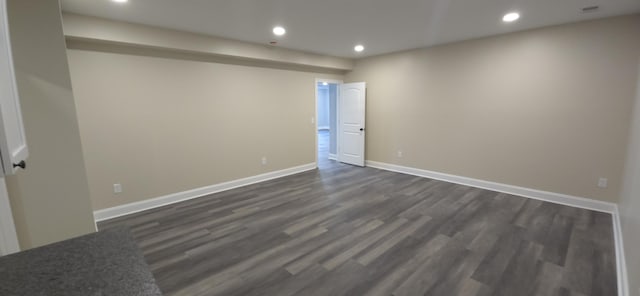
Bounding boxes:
62 13 354 72
346 15 640 202
67 48 342 210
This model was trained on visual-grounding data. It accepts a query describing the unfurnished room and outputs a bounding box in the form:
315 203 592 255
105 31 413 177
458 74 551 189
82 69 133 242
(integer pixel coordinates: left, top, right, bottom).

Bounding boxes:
0 0 639 295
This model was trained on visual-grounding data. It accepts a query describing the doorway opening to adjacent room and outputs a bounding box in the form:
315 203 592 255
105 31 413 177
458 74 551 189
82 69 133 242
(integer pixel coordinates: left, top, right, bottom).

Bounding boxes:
315 79 367 169
315 79 340 169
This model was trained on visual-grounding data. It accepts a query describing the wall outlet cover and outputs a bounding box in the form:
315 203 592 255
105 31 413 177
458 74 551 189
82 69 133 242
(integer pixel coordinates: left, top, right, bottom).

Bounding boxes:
597 178 608 188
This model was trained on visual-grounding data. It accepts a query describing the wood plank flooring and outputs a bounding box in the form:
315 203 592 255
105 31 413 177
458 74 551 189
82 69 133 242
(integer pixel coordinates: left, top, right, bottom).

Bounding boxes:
99 131 617 296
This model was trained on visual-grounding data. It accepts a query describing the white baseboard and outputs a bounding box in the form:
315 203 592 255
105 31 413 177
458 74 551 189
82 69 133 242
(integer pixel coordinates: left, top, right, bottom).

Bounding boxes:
93 163 317 222
328 153 337 160
612 207 629 296
365 160 616 213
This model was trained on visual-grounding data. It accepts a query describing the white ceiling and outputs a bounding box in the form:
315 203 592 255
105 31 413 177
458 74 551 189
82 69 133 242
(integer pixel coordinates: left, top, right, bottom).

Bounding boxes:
60 0 640 58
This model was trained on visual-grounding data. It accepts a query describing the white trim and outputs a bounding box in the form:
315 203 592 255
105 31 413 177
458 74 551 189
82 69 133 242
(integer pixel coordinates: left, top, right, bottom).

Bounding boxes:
315 78 343 168
365 160 616 213
328 153 337 160
316 79 344 85
0 177 19 255
612 206 629 296
0 0 29 177
94 163 316 222
314 80 318 167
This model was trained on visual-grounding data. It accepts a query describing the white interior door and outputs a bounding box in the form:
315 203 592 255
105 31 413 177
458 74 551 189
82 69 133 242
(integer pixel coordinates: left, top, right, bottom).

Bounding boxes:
338 82 366 166
0 0 23 256
0 0 28 177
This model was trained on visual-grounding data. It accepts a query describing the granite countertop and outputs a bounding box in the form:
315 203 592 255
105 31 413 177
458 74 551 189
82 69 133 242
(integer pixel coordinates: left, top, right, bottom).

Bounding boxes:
0 227 162 296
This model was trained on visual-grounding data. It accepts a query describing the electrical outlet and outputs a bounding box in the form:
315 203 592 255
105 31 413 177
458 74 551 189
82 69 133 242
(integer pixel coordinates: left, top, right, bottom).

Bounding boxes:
311 117 315 124
113 183 122 194
261 157 267 165
397 150 403 158
597 178 608 188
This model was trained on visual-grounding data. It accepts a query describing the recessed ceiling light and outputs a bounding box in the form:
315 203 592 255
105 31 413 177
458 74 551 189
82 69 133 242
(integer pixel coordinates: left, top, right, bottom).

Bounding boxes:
112 0 128 3
273 26 286 36
354 45 365 52
502 12 520 22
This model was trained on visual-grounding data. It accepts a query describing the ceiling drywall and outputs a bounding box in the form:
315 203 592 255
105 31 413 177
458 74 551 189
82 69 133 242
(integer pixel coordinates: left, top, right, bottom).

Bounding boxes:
60 0 640 58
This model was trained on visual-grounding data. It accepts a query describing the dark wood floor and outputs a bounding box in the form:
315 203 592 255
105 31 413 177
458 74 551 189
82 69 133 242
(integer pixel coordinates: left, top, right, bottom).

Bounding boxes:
100 131 617 296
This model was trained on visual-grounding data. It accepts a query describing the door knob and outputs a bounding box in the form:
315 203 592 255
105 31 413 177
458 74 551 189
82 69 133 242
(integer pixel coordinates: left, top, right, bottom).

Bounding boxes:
359 128 364 131
13 160 25 169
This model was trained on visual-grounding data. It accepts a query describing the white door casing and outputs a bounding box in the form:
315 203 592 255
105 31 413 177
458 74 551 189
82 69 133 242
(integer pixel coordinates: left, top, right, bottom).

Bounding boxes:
338 82 366 167
315 78 343 166
0 0 25 255
0 0 27 176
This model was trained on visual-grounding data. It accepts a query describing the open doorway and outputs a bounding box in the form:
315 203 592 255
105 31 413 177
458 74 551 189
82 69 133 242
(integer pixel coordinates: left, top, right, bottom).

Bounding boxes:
315 79 367 168
316 79 340 169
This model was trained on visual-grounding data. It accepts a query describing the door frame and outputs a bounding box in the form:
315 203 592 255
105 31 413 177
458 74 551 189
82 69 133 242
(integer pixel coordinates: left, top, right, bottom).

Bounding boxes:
0 0 20 256
314 78 343 168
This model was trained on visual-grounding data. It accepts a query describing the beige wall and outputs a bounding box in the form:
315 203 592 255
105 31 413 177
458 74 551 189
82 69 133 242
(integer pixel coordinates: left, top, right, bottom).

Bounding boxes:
5 0 95 249
346 15 640 202
62 13 354 72
619 60 640 296
67 48 342 210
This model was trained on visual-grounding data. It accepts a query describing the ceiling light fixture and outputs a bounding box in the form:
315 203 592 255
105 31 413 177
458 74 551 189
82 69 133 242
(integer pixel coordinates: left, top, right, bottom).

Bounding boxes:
354 45 365 52
112 0 128 3
272 26 286 36
502 12 520 22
